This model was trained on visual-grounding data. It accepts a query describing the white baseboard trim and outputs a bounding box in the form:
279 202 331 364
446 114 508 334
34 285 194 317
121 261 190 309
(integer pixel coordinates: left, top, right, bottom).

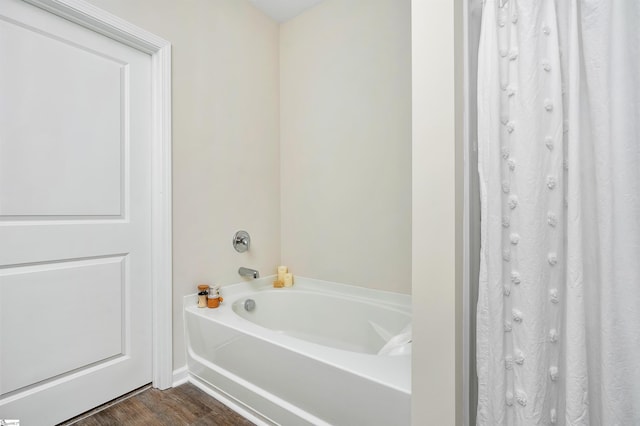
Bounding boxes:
172 366 189 387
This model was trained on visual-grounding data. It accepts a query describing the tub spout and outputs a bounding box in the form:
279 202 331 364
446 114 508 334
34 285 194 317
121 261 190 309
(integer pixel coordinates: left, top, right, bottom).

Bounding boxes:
239 267 259 279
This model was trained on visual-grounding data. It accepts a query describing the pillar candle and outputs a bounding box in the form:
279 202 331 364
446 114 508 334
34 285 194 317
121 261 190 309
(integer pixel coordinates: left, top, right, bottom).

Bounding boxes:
277 265 288 281
284 273 293 287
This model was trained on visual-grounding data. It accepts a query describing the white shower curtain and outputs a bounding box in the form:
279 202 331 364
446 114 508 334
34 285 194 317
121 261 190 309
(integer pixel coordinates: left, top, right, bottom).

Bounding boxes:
476 1 640 425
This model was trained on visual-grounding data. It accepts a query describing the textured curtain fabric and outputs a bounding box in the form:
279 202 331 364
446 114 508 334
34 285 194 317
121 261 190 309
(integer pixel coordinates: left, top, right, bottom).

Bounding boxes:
476 1 640 425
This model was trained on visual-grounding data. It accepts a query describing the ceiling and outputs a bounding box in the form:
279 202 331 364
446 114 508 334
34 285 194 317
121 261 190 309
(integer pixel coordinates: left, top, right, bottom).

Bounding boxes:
248 0 325 23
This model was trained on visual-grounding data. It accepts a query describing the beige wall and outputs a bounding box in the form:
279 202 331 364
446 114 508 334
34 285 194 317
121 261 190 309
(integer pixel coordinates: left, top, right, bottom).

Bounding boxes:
411 0 464 424
279 0 412 294
86 0 281 371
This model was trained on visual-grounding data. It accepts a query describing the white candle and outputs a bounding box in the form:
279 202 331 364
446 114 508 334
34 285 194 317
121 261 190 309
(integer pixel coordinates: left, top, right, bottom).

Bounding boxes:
284 273 293 287
277 265 288 281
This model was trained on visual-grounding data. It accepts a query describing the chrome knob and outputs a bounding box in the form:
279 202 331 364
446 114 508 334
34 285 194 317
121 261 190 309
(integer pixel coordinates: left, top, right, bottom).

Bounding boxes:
232 230 251 253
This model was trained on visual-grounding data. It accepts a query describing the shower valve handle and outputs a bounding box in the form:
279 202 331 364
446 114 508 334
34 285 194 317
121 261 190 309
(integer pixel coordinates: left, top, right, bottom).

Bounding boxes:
233 230 251 253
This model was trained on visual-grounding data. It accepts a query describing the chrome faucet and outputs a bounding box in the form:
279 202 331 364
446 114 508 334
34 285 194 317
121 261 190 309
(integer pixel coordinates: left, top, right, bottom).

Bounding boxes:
238 267 259 279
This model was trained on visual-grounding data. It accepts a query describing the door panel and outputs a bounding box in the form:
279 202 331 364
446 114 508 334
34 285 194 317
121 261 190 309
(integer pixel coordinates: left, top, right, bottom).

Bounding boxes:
0 14 123 217
0 0 152 424
1 256 125 394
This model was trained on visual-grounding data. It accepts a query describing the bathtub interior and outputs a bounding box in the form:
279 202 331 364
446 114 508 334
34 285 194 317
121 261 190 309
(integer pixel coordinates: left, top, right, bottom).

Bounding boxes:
231 289 411 354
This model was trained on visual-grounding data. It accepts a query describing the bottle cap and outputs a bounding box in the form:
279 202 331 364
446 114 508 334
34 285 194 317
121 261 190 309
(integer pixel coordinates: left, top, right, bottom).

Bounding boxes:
197 284 209 291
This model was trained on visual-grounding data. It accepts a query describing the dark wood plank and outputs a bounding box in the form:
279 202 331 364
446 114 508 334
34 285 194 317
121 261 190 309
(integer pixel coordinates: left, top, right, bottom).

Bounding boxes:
136 388 197 424
191 409 254 426
62 383 254 426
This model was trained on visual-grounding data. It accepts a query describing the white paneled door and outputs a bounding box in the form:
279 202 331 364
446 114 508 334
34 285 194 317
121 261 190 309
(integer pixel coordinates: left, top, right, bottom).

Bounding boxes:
0 0 154 424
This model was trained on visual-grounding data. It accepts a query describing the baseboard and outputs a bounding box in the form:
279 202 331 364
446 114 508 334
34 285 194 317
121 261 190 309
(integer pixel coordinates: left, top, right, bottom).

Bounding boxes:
172 366 188 387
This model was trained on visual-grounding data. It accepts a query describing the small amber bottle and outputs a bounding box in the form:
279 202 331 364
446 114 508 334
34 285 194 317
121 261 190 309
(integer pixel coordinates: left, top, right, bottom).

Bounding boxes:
207 285 223 308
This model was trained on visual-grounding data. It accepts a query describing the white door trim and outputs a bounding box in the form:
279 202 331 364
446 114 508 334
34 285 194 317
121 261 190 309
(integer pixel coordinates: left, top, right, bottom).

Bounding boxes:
21 0 173 390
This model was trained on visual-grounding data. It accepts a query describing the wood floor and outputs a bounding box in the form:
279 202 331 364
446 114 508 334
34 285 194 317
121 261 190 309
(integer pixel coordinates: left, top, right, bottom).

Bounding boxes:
60 383 255 426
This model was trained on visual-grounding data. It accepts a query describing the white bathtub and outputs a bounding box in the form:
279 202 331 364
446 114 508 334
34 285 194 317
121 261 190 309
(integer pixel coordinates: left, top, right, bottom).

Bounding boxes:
184 276 411 426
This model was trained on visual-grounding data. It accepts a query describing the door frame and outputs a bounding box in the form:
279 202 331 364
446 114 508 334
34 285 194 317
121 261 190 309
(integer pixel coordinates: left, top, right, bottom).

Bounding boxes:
21 0 173 389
